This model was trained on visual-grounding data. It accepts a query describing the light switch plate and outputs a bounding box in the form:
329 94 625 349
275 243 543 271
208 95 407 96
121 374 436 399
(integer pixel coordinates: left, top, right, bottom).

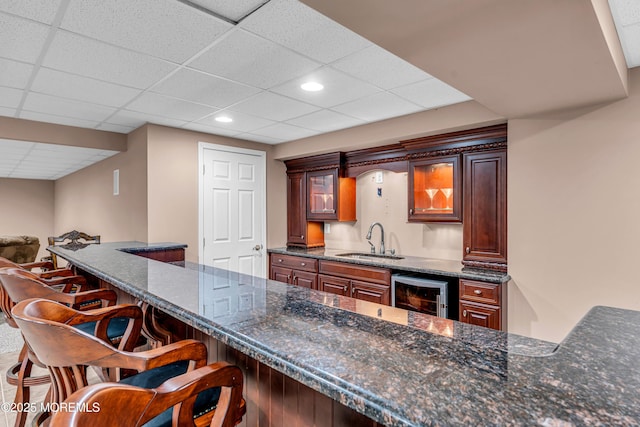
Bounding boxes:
375 171 383 183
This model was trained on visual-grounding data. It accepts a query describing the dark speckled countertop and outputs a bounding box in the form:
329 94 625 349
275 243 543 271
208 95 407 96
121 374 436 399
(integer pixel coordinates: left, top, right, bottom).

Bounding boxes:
268 247 510 284
50 242 640 426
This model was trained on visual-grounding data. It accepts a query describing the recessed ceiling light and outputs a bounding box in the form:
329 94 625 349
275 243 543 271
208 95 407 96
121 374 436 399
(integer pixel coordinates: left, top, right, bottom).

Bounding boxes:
215 116 233 123
301 81 324 92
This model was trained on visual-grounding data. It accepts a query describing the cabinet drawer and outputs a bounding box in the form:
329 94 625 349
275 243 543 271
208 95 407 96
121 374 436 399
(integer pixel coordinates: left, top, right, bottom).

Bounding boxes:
460 279 500 305
319 260 390 285
270 254 317 273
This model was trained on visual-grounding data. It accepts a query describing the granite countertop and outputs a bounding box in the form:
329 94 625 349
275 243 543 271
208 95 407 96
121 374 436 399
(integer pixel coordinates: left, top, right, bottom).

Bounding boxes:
268 247 510 283
50 242 640 426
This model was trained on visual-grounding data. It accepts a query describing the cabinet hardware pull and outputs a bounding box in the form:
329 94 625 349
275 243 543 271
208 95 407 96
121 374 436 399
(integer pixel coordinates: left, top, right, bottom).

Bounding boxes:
301 262 306 266
463 310 467 317
409 208 413 215
465 247 470 254
288 275 291 280
474 290 482 295
301 235 304 240
278 259 283 263
343 286 347 292
351 287 355 295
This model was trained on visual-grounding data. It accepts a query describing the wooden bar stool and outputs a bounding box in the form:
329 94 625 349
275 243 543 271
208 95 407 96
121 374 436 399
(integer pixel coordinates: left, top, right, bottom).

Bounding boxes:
44 230 100 269
12 298 245 427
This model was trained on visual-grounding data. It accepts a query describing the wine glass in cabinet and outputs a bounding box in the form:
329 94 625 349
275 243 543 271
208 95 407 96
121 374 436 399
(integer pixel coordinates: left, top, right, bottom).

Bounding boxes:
408 156 461 222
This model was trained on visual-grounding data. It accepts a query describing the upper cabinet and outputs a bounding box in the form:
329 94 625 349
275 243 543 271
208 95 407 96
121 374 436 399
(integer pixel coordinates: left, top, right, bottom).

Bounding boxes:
284 153 356 248
408 155 461 222
307 168 356 221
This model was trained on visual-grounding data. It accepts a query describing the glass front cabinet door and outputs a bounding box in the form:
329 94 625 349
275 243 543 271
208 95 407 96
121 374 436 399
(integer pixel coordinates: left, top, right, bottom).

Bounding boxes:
307 169 338 220
408 156 461 222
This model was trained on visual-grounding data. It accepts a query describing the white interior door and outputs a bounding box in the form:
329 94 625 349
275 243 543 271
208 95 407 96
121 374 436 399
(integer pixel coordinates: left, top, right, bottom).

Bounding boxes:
200 144 266 278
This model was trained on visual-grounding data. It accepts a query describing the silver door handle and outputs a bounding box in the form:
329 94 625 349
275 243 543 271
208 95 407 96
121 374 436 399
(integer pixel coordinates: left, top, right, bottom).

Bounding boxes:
253 244 263 251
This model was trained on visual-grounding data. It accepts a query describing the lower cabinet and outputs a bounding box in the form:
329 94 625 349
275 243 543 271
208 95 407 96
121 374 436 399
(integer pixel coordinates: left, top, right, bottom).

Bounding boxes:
269 254 318 289
318 260 391 306
458 279 506 331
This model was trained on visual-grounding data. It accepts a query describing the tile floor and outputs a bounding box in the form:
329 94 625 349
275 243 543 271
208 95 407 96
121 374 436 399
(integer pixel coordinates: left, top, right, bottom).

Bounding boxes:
0 319 49 427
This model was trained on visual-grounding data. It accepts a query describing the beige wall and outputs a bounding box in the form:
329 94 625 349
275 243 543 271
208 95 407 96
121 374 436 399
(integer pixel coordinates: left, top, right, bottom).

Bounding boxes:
0 178 54 261
54 125 148 242
507 67 640 342
324 170 463 261
144 124 284 263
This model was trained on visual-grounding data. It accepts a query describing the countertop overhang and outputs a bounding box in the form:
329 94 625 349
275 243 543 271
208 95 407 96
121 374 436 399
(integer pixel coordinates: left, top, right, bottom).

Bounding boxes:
49 242 640 426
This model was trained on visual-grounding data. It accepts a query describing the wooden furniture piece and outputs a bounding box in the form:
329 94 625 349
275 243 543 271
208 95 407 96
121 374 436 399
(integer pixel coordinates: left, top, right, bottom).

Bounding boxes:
12 298 244 427
49 363 245 427
283 124 508 271
285 153 356 247
46 230 100 269
286 171 324 248
408 155 461 222
462 150 507 271
318 260 391 306
269 253 318 289
0 268 119 427
0 256 87 289
458 279 507 331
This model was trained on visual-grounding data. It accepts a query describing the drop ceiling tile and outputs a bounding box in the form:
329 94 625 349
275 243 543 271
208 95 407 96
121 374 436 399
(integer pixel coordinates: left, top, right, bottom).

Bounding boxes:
270 67 381 108
181 122 241 138
61 0 232 63
107 110 189 129
0 87 23 108
126 93 218 122
332 92 423 122
19 111 102 129
609 0 640 26
620 24 640 67
23 92 117 122
151 68 260 108
240 0 371 63
0 138 33 151
188 0 269 22
32 68 142 108
0 13 50 63
250 122 319 141
391 78 472 109
331 45 432 90
286 109 365 132
189 28 320 89
235 133 285 144
0 0 62 24
195 110 274 133
96 123 136 134
229 92 320 121
0 106 16 117
0 58 34 89
43 31 178 89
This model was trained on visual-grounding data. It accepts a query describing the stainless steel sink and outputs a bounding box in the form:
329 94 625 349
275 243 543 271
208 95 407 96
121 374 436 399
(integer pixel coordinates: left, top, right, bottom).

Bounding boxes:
335 252 404 260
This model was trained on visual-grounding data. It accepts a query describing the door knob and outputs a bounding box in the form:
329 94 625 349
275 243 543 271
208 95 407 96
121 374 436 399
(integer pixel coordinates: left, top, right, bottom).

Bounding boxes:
253 244 263 251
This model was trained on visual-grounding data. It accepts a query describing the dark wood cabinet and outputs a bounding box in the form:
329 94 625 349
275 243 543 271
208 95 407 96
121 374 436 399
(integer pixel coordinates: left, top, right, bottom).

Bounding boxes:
318 260 391 305
306 168 356 222
286 171 324 248
458 279 506 331
408 155 461 223
269 254 318 289
462 150 507 271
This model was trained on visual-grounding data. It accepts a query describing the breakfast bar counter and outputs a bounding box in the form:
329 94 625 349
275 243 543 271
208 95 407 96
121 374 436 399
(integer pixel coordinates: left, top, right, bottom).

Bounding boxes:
50 242 640 426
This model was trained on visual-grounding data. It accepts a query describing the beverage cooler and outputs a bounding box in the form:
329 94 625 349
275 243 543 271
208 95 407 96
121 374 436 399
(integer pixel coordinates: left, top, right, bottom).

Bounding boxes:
391 274 455 319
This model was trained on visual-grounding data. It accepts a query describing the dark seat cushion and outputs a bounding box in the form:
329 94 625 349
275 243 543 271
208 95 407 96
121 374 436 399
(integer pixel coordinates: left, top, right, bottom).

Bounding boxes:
119 360 221 427
73 317 130 340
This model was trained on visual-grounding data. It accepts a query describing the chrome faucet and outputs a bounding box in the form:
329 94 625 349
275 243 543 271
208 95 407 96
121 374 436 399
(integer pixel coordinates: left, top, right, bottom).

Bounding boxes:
366 222 385 255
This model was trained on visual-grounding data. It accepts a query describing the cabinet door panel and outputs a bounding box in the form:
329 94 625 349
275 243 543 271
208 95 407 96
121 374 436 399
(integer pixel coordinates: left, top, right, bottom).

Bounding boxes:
271 265 292 284
463 150 507 268
351 279 390 306
408 156 461 223
459 301 500 330
287 172 307 246
318 274 350 296
293 270 317 290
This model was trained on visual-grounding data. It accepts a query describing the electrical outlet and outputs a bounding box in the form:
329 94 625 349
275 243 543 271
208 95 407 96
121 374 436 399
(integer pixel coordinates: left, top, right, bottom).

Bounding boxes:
324 223 331 234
